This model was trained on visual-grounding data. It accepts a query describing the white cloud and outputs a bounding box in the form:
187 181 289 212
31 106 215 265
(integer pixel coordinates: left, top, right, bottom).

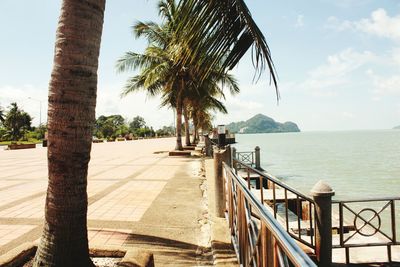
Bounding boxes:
310 49 375 77
0 84 174 129
341 111 355 119
392 47 400 65
326 16 353 31
321 0 372 9
397 103 400 116
299 48 376 96
368 71 400 97
96 85 173 128
354 9 400 41
295 15 304 28
0 84 48 126
326 9 400 42
215 95 265 125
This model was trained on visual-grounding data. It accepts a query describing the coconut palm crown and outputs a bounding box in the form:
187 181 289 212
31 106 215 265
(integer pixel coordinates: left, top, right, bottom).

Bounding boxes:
116 0 240 150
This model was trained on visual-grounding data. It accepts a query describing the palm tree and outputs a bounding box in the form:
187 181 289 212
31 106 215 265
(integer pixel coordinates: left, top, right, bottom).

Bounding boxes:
174 0 278 97
33 0 275 264
2 102 32 141
117 0 245 150
185 68 239 143
32 0 106 266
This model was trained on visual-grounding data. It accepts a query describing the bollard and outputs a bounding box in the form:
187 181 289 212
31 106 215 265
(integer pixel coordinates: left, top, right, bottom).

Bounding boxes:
213 148 230 218
225 145 232 168
255 146 261 170
311 181 335 267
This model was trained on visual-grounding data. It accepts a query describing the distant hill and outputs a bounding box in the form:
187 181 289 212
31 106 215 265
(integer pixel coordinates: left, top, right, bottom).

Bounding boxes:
394 125 400 129
226 114 300 134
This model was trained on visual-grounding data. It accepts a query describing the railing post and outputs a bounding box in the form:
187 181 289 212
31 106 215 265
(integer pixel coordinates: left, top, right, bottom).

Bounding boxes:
255 146 261 170
232 147 237 160
204 135 212 157
232 147 236 167
311 181 335 267
213 147 230 218
225 145 232 168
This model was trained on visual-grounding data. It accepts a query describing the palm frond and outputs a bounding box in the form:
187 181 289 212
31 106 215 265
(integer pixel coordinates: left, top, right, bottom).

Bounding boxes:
175 0 279 99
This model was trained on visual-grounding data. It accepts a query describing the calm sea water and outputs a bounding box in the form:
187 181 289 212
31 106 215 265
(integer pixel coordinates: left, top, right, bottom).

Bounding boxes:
233 130 400 199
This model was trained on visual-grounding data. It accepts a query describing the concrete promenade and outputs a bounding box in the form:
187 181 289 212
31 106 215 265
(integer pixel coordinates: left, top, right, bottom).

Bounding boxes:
0 138 213 266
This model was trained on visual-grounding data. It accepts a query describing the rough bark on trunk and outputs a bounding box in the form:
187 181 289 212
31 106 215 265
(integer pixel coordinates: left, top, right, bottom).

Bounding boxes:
183 105 191 146
33 0 105 266
192 117 197 144
175 95 183 151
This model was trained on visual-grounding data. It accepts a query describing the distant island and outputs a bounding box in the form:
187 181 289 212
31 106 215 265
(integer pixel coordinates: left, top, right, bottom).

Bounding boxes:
394 125 400 130
226 114 300 134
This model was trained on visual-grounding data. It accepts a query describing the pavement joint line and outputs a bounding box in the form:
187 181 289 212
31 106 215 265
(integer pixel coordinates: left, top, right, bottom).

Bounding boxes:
0 218 43 225
88 155 168 206
0 169 46 179
0 225 43 254
0 191 46 212
0 182 26 192
87 220 205 230
88 157 142 177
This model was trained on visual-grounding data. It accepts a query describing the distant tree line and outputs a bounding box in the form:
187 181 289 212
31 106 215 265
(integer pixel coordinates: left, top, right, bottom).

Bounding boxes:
0 102 46 143
0 102 174 143
94 114 175 140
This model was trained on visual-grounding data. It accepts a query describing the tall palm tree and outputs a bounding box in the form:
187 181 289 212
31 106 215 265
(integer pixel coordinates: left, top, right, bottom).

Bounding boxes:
33 0 275 264
185 68 239 143
117 0 227 150
33 0 106 266
118 0 247 151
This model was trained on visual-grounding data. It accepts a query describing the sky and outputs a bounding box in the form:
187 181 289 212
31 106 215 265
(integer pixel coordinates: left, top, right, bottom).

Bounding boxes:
0 0 399 131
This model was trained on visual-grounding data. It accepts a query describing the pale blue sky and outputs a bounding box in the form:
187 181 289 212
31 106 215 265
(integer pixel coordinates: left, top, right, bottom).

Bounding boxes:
0 0 399 130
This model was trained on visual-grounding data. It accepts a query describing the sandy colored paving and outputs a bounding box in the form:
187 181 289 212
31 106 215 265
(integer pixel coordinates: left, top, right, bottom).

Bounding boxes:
0 181 47 207
0 180 24 190
88 228 131 247
0 225 37 246
0 180 118 219
0 137 210 267
88 180 167 221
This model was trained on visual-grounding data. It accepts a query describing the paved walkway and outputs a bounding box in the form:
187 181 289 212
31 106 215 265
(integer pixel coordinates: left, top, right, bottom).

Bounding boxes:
0 138 213 266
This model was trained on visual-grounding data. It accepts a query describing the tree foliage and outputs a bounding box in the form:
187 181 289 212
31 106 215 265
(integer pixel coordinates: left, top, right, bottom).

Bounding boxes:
117 0 244 149
129 116 146 131
93 114 160 139
2 102 32 141
174 0 278 94
94 115 126 140
0 104 5 124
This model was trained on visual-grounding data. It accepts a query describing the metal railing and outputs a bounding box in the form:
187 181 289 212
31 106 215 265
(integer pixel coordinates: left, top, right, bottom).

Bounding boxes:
236 151 255 167
332 197 400 263
233 158 317 252
223 162 317 267
233 156 400 265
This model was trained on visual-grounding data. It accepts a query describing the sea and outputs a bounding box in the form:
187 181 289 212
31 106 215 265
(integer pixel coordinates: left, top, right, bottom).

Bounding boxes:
233 130 400 238
233 130 400 199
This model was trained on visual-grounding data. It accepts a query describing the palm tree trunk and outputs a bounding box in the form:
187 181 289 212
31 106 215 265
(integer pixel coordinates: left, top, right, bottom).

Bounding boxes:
183 105 191 146
175 95 183 151
33 0 105 266
191 116 197 144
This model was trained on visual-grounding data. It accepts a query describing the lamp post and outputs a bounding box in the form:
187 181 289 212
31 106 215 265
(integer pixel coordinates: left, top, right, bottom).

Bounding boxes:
217 124 226 148
28 97 42 126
